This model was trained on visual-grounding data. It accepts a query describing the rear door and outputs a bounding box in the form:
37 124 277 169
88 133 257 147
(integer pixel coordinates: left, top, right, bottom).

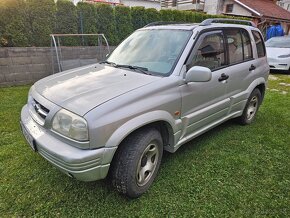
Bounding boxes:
222 28 257 114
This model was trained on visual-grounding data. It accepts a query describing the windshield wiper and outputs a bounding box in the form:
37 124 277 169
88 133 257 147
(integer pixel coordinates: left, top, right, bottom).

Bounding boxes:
100 61 151 75
115 64 151 75
99 60 117 67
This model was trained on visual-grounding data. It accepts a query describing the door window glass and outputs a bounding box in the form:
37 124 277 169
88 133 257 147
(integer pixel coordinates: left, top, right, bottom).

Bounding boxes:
252 30 266 58
241 29 253 60
189 33 225 71
224 29 243 64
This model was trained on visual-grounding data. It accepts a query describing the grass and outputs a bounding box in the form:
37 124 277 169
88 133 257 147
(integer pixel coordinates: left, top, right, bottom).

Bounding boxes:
0 73 290 217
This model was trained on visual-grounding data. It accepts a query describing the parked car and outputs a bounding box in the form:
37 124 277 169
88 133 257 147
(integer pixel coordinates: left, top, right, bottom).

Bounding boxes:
266 36 290 72
20 19 269 198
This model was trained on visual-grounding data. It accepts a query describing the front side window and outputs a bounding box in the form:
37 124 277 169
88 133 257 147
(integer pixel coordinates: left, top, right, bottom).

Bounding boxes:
107 29 191 76
188 33 226 71
252 30 266 58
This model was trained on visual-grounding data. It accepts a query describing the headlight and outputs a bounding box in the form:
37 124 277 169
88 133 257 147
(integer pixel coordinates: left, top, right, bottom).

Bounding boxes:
278 54 290 58
52 109 89 141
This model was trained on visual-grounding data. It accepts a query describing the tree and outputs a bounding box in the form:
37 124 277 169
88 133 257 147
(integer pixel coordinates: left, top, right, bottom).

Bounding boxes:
26 0 56 46
55 0 78 46
131 6 147 30
95 4 118 45
115 6 133 44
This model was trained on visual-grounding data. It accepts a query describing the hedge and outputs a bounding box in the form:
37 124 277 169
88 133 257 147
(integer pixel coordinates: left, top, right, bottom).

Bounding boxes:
55 0 78 46
0 1 248 47
115 6 133 44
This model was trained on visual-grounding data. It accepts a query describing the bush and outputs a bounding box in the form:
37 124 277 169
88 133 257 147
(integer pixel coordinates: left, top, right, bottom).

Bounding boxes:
172 9 186 22
145 8 161 24
0 0 28 47
0 1 250 47
55 0 78 46
160 9 173 21
26 0 56 46
96 4 118 45
115 6 133 44
131 6 147 30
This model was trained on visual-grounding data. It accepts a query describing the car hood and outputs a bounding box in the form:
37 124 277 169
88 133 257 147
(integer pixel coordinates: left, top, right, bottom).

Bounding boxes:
266 47 290 58
34 64 161 116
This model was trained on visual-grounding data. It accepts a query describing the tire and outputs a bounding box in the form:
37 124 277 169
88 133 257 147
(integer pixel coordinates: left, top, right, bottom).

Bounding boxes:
237 88 262 125
110 128 163 198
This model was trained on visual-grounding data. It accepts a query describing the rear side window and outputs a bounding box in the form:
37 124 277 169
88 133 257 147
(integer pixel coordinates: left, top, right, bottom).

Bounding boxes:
241 29 253 60
224 28 253 64
224 29 244 64
252 30 266 58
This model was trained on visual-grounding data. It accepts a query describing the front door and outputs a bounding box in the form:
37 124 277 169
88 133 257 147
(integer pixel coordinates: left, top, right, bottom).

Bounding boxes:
179 30 230 140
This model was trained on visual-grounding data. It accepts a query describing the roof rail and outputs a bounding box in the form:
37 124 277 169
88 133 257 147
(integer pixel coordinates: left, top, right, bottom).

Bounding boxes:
200 18 256 27
144 21 186 27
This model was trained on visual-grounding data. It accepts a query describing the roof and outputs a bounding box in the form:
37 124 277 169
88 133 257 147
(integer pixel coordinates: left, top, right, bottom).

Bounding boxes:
235 0 290 21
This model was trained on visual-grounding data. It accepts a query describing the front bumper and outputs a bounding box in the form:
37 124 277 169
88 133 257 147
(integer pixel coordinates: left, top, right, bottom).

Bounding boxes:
268 57 290 71
20 105 117 181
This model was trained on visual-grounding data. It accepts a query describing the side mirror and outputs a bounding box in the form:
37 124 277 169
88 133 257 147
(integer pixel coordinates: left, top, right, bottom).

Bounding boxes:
185 66 212 83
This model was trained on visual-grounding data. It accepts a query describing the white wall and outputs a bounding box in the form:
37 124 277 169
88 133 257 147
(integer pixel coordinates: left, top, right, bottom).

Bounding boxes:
278 0 290 11
223 0 252 17
120 0 161 10
204 0 220 15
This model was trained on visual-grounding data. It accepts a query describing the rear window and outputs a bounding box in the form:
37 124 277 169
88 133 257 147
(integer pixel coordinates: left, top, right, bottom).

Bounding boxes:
252 30 266 58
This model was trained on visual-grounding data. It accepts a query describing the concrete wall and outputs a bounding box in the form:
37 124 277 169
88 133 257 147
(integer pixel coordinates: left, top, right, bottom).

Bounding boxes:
0 46 114 87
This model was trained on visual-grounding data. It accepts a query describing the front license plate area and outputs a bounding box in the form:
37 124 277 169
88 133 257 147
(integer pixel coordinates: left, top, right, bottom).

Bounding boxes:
21 124 37 152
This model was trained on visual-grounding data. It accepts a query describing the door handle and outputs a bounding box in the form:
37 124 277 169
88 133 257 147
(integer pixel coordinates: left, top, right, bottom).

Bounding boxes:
249 64 256 71
218 73 229 82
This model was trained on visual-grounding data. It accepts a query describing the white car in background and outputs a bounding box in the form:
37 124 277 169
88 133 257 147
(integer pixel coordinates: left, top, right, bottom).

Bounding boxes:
266 36 290 73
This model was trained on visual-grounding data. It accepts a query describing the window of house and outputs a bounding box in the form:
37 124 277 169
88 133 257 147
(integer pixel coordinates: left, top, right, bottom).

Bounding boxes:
226 4 234 13
172 0 177 7
189 33 226 71
252 30 266 58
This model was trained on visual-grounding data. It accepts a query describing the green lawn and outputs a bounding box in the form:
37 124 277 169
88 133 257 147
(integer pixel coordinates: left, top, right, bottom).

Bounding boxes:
0 74 289 217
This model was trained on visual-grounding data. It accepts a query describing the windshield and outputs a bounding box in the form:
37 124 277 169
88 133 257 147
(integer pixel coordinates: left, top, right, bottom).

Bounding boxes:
107 29 192 76
265 37 290 48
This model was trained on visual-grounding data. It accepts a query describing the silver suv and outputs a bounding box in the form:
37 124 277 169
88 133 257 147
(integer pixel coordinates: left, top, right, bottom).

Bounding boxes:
20 19 269 198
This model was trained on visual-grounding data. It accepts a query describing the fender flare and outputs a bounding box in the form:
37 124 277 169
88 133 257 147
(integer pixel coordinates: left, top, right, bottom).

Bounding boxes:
105 110 180 148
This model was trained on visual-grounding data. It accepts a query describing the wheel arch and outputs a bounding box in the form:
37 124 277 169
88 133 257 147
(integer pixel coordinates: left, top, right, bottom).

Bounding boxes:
106 113 177 149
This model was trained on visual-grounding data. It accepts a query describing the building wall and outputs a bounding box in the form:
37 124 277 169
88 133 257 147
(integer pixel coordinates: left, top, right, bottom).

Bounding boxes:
204 0 220 15
277 0 290 12
120 0 161 9
223 0 253 17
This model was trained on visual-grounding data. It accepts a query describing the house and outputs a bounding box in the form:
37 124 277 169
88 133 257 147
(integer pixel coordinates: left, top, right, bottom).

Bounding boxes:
71 0 161 9
203 0 290 35
277 0 290 11
160 0 204 11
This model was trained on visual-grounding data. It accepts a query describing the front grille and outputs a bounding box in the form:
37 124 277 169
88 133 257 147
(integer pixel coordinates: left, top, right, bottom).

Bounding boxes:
32 99 50 120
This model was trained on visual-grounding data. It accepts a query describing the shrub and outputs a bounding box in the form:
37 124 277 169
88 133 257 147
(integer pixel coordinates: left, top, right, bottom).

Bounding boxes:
55 0 78 46
96 3 118 45
0 0 28 47
172 9 186 22
145 8 161 24
26 0 56 46
115 5 133 44
131 6 147 30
